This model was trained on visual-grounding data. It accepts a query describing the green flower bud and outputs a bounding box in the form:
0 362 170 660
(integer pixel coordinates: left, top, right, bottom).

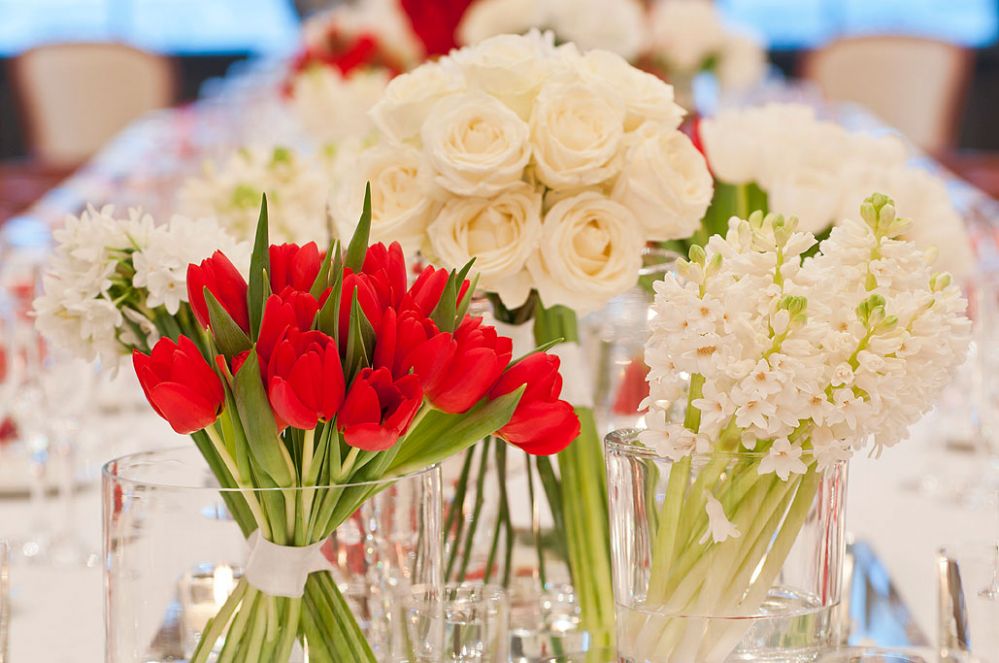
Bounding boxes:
270 146 293 167
232 183 261 209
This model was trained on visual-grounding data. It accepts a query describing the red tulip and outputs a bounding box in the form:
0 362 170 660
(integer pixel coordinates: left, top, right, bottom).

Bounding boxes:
362 242 408 310
340 271 386 343
266 329 345 430
270 242 323 295
405 266 450 317
374 307 453 381
418 317 512 414
187 251 249 333
489 353 579 455
256 291 321 367
338 367 423 451
133 336 224 435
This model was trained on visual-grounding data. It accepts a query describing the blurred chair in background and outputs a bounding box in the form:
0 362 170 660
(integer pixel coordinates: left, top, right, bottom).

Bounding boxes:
803 35 972 154
9 42 176 167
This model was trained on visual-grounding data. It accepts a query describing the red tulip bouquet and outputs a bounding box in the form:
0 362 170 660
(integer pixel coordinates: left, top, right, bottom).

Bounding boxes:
37 189 579 662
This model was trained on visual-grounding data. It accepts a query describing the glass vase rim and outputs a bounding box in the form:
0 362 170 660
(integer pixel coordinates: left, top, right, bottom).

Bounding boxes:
102 445 439 492
605 427 847 466
640 246 681 277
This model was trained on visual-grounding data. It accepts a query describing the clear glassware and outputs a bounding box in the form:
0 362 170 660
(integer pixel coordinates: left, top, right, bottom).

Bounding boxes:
103 446 444 662
938 544 999 663
508 581 590 662
427 583 509 662
606 429 848 663
583 249 680 437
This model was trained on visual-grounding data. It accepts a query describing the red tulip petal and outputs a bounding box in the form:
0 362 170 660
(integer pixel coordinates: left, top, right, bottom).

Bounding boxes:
343 422 399 451
269 378 319 430
148 382 220 435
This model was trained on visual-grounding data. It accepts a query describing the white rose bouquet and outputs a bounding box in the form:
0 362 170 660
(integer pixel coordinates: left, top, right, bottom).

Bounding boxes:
342 30 713 649
627 194 970 661
645 0 766 103
697 103 977 279
177 146 333 245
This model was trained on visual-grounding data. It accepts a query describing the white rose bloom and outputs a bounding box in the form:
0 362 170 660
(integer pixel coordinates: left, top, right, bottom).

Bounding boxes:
450 30 560 118
330 143 437 256
457 0 542 46
545 0 647 60
649 0 727 73
369 61 466 144
421 92 531 197
291 66 390 145
426 184 543 308
530 79 625 189
768 165 843 234
528 192 644 312
612 129 713 241
716 31 766 91
579 50 685 132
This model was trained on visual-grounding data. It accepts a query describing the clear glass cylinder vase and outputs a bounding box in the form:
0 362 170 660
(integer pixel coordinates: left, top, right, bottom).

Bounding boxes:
103 446 443 662
606 430 848 663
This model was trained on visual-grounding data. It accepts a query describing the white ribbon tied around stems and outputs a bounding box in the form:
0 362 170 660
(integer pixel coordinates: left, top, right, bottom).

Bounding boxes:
243 531 332 598
491 320 594 409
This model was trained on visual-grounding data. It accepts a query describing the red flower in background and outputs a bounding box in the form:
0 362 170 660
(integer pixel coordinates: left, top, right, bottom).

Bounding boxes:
490 353 579 455
418 317 512 414
187 251 250 333
338 367 423 451
266 329 345 430
399 0 475 56
270 242 323 295
133 336 224 435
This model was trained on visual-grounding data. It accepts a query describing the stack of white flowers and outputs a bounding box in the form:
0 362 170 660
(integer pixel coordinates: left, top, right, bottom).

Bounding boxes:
334 31 713 313
642 195 971 478
700 103 976 278
648 0 766 92
177 146 332 245
457 0 647 61
33 206 248 366
289 0 422 145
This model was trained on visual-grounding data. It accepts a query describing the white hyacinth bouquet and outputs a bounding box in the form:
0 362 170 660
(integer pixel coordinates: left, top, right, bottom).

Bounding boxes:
631 194 970 661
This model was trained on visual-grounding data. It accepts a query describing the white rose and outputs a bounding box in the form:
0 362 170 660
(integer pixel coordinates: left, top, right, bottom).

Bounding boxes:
527 191 644 312
291 66 389 144
545 0 647 60
612 129 713 241
457 0 543 46
450 31 560 117
768 165 842 234
330 143 437 256
649 0 726 73
579 50 685 132
530 79 625 190
716 31 766 91
421 92 531 197
426 184 542 307
699 112 762 185
369 61 466 144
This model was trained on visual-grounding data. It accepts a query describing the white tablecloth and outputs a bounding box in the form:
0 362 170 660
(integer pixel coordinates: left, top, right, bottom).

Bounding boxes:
2 411 996 661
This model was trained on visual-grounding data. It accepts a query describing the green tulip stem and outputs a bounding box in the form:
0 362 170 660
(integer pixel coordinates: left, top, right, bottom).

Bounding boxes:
205 424 271 539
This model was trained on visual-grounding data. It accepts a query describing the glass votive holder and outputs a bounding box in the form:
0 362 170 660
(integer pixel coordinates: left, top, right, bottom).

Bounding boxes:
508 582 588 662
442 583 509 662
938 544 999 663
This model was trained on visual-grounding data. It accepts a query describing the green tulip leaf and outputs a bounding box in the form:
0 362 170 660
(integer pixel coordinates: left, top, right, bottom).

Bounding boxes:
344 293 374 382
232 349 294 489
344 183 372 272
248 195 271 341
387 387 524 477
310 239 339 300
204 289 252 358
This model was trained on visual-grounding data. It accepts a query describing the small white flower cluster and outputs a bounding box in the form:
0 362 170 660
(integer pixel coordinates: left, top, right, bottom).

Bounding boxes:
335 31 713 313
177 146 332 245
33 206 247 366
289 1 423 145
457 0 647 61
647 0 766 92
700 103 975 278
642 195 970 479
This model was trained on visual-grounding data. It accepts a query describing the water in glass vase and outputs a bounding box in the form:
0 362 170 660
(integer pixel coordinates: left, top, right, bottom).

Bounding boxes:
617 587 835 663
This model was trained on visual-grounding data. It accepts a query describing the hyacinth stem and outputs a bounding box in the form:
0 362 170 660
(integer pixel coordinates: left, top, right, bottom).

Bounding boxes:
533 305 616 653
622 457 823 663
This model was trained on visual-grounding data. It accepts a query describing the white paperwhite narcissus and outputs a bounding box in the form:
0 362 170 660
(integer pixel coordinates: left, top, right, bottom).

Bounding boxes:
700 103 971 276
177 146 332 245
700 492 741 544
34 207 247 366
356 30 712 312
642 195 971 471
